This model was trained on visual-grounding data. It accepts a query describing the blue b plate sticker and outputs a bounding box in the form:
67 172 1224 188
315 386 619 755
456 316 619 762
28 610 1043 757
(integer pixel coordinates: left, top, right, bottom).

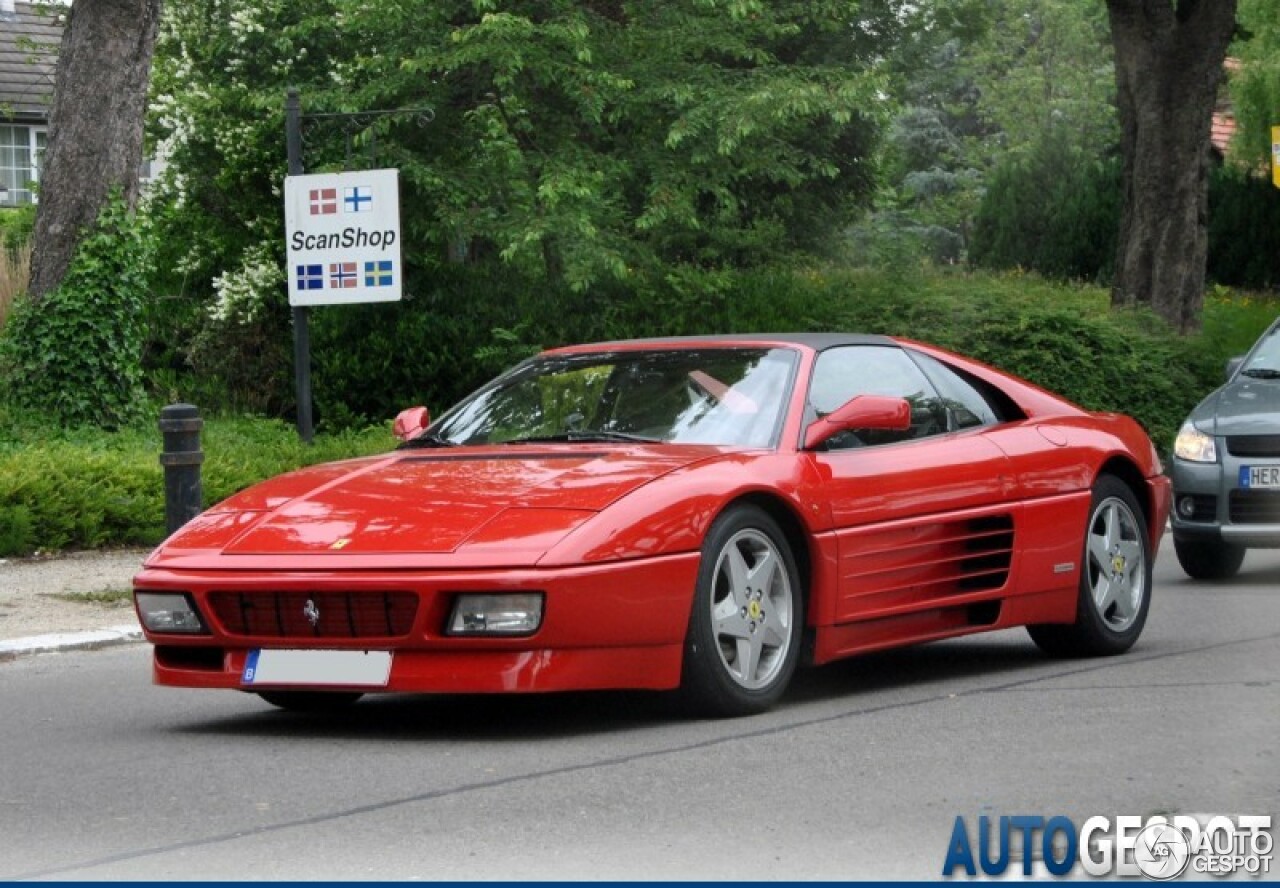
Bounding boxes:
1240 465 1280 489
242 649 261 684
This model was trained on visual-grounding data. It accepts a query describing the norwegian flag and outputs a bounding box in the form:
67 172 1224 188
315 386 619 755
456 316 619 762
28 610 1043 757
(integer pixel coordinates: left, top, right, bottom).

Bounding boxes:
309 188 338 215
329 262 358 289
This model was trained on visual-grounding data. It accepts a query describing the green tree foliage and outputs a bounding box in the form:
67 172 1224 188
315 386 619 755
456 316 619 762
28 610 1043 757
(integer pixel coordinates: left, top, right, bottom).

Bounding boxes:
860 0 1116 265
1 196 154 427
1232 0 1280 168
147 0 891 418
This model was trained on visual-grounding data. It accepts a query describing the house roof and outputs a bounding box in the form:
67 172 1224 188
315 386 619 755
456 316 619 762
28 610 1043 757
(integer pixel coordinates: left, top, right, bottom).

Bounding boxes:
0 2 63 120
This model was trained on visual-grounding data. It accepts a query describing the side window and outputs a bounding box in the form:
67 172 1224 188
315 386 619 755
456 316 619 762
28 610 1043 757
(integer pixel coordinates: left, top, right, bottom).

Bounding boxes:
908 351 1000 430
808 346 947 448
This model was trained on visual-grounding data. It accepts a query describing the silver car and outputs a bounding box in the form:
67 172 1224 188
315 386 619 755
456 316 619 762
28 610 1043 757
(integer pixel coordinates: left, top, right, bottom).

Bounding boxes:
1171 316 1280 578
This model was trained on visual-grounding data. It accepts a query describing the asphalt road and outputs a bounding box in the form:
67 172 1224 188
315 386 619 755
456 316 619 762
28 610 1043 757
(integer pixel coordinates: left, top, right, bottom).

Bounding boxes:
2 546 1277 880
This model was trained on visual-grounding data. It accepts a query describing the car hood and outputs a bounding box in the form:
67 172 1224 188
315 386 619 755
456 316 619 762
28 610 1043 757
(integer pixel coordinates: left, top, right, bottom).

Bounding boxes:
1191 380 1280 436
147 446 724 568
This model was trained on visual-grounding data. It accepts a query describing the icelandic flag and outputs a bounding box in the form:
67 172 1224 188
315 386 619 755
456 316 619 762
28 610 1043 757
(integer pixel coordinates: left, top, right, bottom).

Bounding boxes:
343 186 373 213
329 261 358 289
309 188 338 215
295 264 324 290
364 260 394 287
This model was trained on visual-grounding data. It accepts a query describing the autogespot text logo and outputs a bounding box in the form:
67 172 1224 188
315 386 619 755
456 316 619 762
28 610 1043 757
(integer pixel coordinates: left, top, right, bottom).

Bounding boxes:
942 814 1273 879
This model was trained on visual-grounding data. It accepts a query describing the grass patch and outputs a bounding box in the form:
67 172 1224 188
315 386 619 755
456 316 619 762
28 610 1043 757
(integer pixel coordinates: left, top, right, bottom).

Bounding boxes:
49 588 135 606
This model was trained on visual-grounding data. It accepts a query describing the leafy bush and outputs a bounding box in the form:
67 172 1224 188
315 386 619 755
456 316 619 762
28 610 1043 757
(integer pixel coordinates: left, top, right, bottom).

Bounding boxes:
969 137 1120 283
972 143 1280 294
1208 165 1280 291
0 197 153 428
0 205 35 251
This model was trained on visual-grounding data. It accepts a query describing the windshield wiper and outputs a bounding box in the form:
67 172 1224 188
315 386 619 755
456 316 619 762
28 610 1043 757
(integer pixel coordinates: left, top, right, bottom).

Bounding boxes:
505 430 662 445
397 432 458 449
1241 367 1280 379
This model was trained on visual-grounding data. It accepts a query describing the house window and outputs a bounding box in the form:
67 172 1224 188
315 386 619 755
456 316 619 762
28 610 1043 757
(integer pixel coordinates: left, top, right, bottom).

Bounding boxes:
0 125 46 206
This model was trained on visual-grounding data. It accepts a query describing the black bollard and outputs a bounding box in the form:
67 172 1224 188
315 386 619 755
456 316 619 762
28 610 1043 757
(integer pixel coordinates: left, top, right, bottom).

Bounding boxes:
159 404 204 536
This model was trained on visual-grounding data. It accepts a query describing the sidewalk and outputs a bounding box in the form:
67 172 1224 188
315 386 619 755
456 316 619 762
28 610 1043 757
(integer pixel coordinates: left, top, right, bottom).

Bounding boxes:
0 549 149 659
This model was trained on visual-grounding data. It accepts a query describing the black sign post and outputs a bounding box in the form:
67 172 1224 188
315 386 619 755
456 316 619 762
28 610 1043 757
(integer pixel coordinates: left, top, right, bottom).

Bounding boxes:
283 90 433 443
285 88 314 444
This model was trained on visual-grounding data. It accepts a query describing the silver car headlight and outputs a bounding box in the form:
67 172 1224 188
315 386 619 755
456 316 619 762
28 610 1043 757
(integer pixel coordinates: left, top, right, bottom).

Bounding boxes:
1174 422 1217 463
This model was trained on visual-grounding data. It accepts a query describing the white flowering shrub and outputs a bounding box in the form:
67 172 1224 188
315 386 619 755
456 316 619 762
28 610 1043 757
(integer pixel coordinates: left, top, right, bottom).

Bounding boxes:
208 241 284 325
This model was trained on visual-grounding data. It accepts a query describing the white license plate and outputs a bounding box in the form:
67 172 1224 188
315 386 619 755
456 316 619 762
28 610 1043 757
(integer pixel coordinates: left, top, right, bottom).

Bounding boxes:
242 649 392 687
1239 466 1280 490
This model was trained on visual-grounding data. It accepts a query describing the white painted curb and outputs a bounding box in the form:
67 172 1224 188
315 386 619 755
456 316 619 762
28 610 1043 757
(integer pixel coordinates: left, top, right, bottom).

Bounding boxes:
0 624 144 660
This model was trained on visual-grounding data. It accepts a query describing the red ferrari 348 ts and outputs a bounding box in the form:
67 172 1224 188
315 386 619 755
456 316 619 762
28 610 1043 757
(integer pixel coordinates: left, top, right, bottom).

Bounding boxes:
134 334 1170 716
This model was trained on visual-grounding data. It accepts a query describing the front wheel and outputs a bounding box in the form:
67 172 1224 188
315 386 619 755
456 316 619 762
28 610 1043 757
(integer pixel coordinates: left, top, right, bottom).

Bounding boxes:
680 504 804 717
1028 476 1151 658
1173 537 1245 580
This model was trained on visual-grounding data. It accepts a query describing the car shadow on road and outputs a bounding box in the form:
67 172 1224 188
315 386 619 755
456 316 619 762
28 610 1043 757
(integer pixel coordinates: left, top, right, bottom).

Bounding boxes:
166 632 1058 741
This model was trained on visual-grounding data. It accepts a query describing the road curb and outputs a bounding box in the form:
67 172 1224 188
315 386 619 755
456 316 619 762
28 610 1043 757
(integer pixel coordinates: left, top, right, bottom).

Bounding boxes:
0 625 144 662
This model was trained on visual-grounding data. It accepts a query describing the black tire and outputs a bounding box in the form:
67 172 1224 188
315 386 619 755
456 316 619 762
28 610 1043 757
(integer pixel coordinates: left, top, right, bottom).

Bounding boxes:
1028 475 1151 658
1173 536 1245 580
680 504 804 717
257 691 364 712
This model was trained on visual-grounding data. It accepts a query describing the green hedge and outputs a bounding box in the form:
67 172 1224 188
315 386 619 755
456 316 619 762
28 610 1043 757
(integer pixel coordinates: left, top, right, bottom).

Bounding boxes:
0 409 389 556
2 266 1274 556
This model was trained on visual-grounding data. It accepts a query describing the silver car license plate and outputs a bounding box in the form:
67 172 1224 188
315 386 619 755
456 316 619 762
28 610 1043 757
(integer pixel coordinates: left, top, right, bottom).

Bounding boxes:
1239 466 1280 489
242 649 392 687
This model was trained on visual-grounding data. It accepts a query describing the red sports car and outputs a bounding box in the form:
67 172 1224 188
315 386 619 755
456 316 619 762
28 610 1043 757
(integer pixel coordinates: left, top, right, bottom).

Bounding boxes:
133 334 1170 716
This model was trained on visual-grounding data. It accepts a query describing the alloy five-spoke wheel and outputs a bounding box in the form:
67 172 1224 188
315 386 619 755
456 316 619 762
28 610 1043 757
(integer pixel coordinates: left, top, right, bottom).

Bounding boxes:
709 527 795 690
1084 494 1146 633
681 504 804 716
1029 475 1151 658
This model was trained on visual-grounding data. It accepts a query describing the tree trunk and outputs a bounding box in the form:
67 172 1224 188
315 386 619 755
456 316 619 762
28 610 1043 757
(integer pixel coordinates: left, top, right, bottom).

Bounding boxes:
28 0 162 302
1106 0 1236 334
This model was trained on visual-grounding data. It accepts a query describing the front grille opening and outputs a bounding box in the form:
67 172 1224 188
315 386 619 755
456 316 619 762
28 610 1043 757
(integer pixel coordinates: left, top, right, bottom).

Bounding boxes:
155 645 224 671
1226 435 1280 458
207 591 419 639
1229 489 1280 524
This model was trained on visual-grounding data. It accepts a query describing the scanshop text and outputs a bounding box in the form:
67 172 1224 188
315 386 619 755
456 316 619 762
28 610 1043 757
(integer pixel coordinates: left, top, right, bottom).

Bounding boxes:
290 228 397 251
942 814 1273 877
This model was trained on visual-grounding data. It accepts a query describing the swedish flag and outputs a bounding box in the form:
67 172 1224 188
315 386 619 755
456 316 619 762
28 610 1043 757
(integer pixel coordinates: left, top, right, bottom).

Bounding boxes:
364 260 394 287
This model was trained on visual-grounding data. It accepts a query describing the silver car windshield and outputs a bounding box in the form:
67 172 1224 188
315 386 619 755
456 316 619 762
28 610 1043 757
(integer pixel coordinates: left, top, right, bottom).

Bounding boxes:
432 347 798 447
1241 325 1280 379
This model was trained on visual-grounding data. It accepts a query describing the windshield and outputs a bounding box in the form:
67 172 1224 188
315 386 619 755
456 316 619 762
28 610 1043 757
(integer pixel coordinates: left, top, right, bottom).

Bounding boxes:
430 347 798 448
1241 324 1280 379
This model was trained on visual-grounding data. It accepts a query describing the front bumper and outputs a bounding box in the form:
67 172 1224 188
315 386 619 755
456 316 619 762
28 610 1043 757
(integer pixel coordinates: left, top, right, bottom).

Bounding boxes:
1170 452 1280 548
134 552 700 694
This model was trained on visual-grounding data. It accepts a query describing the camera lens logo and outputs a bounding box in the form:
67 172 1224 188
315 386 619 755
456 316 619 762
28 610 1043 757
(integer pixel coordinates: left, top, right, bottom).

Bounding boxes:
1135 822 1191 880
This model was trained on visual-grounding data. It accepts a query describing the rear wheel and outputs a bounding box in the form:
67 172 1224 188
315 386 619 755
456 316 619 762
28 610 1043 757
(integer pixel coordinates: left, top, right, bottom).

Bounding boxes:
257 691 364 711
680 504 804 717
1173 537 1245 580
1028 476 1151 658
